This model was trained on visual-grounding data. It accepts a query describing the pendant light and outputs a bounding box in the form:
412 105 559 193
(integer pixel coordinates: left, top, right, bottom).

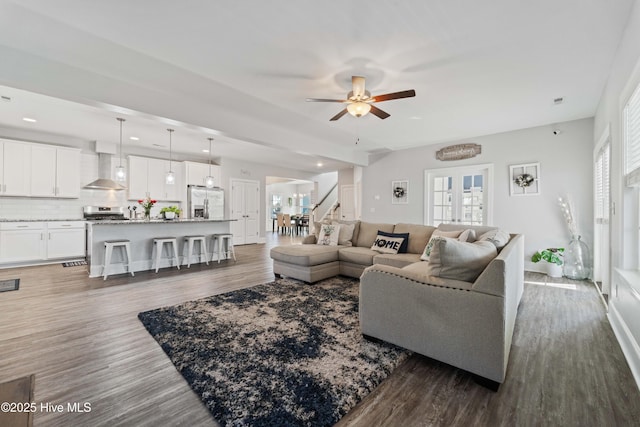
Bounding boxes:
114 118 126 182
165 128 175 185
205 137 215 188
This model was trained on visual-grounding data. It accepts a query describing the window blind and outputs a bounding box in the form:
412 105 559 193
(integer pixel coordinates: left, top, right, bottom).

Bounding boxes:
625 83 640 186
595 143 610 223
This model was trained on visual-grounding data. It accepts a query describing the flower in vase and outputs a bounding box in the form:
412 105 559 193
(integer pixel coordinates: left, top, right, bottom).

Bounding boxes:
138 197 157 216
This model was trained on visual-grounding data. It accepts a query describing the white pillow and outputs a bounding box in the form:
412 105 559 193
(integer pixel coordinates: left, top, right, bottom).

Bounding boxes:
371 234 406 254
477 229 510 250
316 223 341 246
426 237 498 282
331 221 356 246
421 229 466 261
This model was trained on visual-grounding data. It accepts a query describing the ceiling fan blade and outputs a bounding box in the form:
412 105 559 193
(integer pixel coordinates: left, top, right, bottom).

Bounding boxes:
372 89 416 103
352 76 366 98
369 105 390 120
329 108 349 121
306 98 347 103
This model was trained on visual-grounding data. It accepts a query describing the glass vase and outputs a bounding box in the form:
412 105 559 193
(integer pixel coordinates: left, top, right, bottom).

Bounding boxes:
144 208 151 221
562 235 591 280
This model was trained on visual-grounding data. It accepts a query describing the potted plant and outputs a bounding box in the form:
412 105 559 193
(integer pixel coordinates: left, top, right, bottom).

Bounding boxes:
160 206 181 220
531 247 564 277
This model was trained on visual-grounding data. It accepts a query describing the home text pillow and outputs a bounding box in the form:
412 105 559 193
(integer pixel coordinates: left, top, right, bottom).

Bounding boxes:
316 223 341 246
477 229 511 250
330 220 356 246
420 229 465 261
426 237 498 282
376 230 410 253
371 233 406 254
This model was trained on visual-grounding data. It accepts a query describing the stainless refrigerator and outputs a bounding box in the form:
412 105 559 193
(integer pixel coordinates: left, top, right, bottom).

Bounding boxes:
187 185 224 219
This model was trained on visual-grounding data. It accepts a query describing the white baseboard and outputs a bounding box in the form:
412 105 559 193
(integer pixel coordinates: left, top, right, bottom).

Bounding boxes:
608 302 640 391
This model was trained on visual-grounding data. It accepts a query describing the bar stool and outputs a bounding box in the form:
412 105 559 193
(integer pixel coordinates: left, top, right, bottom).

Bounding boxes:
103 240 134 280
211 233 236 263
152 237 180 273
182 235 209 268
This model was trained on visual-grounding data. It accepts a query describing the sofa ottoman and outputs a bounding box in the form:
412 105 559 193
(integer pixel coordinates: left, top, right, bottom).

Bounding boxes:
270 244 342 283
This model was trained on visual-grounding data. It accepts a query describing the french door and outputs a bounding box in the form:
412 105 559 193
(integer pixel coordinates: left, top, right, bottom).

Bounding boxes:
424 164 493 226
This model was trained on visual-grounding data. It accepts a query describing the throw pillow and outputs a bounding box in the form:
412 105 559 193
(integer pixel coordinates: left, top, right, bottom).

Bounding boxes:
477 229 511 250
316 223 341 246
426 237 498 282
420 229 465 261
458 228 476 243
370 233 406 254
331 220 356 246
376 230 410 253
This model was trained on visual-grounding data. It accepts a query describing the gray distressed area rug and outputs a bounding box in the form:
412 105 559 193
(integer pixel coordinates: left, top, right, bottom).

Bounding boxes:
138 276 411 426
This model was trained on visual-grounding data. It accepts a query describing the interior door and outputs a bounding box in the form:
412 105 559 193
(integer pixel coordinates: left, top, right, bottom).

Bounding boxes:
230 179 260 245
340 184 356 221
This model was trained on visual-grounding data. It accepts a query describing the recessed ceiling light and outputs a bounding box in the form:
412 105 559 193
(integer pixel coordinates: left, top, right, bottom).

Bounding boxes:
152 143 165 147
317 162 323 168
1 95 11 102
553 97 564 105
408 116 422 120
129 136 139 141
22 117 37 123
202 149 209 153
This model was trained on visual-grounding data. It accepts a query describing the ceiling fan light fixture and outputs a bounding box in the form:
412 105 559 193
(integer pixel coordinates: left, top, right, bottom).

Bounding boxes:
347 102 372 118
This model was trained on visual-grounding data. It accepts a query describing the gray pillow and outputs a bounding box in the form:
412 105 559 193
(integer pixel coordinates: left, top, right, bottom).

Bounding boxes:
477 229 510 250
426 237 497 282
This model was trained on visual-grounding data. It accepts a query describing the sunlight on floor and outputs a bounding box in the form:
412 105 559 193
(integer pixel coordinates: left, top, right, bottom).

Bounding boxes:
525 280 578 290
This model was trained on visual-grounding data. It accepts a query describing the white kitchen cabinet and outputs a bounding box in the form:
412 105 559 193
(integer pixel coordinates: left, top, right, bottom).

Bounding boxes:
185 161 222 188
0 139 31 196
55 149 81 198
47 221 86 259
128 155 181 201
0 222 46 263
30 144 81 198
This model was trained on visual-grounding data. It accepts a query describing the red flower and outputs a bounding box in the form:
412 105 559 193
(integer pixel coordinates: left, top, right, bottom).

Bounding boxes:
137 200 143 204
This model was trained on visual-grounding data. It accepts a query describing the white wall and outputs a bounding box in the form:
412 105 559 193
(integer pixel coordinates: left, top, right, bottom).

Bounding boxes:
361 117 594 270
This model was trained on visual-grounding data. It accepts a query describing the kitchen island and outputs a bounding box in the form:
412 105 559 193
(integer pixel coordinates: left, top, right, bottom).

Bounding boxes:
86 218 236 278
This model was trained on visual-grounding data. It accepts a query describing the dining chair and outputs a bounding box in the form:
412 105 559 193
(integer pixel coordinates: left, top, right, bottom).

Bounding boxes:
299 214 310 235
276 213 286 234
283 214 292 235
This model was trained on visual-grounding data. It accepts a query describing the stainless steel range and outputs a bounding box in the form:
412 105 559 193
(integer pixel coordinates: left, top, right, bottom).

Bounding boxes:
83 206 126 221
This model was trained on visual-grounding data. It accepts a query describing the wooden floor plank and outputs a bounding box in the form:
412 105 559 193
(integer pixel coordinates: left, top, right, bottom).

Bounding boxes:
1 233 639 426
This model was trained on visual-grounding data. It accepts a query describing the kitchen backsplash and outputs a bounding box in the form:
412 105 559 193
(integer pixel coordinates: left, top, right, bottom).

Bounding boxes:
0 153 182 220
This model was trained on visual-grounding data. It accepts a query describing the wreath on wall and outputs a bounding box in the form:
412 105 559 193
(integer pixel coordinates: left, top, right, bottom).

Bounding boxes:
514 173 535 188
393 186 406 198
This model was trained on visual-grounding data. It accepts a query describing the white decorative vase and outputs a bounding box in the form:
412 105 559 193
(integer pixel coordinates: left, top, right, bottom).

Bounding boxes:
546 263 563 278
164 211 176 220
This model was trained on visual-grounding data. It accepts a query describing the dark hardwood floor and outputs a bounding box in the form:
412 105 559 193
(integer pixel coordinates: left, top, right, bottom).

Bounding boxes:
1 232 639 426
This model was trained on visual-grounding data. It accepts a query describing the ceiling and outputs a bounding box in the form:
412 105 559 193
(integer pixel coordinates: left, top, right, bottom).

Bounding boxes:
0 0 634 173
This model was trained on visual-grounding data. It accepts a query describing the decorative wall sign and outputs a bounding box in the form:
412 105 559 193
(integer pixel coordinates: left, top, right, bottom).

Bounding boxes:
510 162 540 196
392 180 408 204
436 143 482 161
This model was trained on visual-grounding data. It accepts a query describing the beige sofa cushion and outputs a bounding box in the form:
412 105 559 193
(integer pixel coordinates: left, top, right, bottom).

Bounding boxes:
338 246 379 265
373 253 422 268
331 220 360 246
426 237 497 282
356 222 395 248
393 223 437 254
270 244 340 267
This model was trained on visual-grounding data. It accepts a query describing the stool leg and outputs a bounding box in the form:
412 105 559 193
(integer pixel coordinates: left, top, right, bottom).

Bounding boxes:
229 236 236 262
124 243 134 276
217 237 223 263
187 239 194 268
201 238 209 266
103 244 113 280
154 241 162 273
173 241 180 270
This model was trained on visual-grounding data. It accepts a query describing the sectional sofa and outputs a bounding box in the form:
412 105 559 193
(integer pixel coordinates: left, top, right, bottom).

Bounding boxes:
270 220 525 386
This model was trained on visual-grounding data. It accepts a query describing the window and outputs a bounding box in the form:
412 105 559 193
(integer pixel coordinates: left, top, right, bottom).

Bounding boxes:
625 83 640 186
594 139 610 289
425 164 493 226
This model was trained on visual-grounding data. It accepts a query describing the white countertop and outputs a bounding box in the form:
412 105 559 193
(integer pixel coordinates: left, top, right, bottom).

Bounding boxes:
87 218 236 225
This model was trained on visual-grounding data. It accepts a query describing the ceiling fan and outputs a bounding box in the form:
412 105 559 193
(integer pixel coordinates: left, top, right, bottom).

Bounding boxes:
306 76 416 121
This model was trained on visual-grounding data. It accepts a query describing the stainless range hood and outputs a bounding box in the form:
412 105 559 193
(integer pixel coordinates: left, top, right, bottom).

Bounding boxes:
84 153 127 191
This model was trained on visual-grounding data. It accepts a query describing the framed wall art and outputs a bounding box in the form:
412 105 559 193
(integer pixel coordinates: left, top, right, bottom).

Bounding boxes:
392 180 409 204
509 163 540 196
